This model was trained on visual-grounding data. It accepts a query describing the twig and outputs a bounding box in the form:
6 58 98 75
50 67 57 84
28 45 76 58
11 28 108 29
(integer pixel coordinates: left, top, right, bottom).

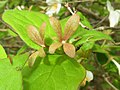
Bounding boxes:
3 45 22 48
94 16 108 28
103 75 119 90
0 29 8 32
95 26 120 31
115 42 120 45
65 3 75 15
94 54 119 90
76 5 102 20
65 3 90 30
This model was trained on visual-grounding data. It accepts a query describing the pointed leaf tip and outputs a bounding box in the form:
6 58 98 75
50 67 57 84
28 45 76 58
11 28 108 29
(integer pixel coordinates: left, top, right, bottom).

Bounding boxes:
63 14 80 41
63 43 75 58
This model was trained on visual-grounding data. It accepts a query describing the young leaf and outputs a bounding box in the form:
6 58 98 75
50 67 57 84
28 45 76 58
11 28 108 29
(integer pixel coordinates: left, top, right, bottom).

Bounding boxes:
39 22 46 40
49 17 62 41
63 14 80 41
2 10 56 50
63 43 75 58
49 42 62 54
28 51 39 67
27 25 44 46
23 55 86 90
38 47 46 57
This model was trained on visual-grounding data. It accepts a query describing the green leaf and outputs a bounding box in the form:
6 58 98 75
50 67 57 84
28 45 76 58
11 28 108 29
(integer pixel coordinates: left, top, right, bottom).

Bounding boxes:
0 30 8 39
0 53 29 90
0 45 7 59
23 55 86 90
81 41 95 51
0 59 22 90
8 29 17 37
77 12 92 29
0 0 7 8
0 61 18 89
75 30 113 46
17 45 28 55
13 53 29 68
92 44 108 54
2 10 56 50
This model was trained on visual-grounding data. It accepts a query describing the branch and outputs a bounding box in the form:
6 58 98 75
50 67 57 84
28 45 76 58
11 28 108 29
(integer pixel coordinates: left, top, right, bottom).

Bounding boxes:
76 5 102 20
3 45 22 48
65 3 90 30
95 26 120 31
103 75 119 90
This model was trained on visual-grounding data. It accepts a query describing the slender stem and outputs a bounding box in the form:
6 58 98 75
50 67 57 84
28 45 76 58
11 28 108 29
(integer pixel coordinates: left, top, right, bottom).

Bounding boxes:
65 3 89 29
101 40 106 48
103 75 119 90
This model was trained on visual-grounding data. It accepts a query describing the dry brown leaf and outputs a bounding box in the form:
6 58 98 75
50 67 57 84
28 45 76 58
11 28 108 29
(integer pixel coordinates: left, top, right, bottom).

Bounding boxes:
28 51 39 67
63 43 75 58
49 17 62 41
39 22 46 40
38 47 46 57
49 42 62 54
27 25 44 46
63 14 80 41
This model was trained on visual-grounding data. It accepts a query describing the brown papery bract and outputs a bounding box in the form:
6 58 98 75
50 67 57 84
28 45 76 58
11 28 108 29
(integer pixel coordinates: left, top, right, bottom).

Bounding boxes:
63 14 80 41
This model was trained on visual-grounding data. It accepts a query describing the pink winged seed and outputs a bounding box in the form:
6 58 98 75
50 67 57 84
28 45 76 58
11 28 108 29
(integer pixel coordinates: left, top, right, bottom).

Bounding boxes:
39 22 46 40
27 25 44 46
49 17 62 41
38 47 46 57
49 42 62 54
28 51 39 67
63 43 76 58
63 14 80 41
